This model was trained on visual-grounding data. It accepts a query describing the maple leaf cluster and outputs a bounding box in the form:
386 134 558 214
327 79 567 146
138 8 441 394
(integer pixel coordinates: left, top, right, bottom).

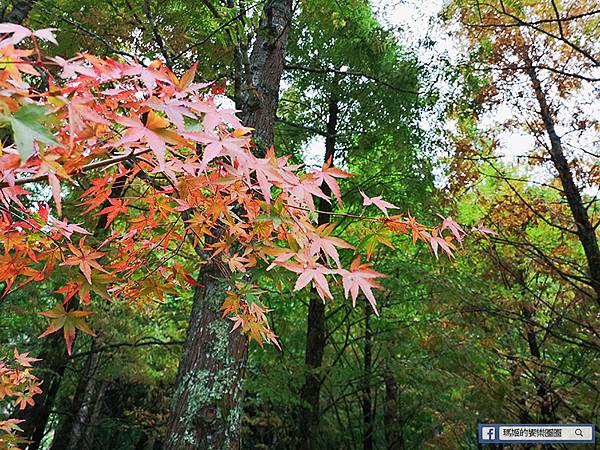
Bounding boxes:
0 349 42 449
0 24 484 353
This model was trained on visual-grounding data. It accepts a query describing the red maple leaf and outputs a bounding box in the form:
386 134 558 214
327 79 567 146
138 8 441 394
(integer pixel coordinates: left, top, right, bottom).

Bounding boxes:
95 198 130 227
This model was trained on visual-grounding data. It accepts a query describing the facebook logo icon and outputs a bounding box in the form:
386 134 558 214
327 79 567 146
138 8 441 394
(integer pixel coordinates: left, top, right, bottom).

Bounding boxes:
481 426 496 441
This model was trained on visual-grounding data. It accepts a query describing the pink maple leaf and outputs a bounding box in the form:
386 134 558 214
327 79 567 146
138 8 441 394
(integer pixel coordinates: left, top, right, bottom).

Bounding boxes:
338 258 385 315
144 97 196 130
0 24 57 48
314 158 355 206
114 115 168 169
360 191 398 217
438 215 466 244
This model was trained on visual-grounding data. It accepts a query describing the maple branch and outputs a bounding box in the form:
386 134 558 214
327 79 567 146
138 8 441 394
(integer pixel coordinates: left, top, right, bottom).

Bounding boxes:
485 172 563 193
490 234 596 297
0 149 152 188
474 3 600 66
36 3 137 61
485 161 576 235
286 204 380 222
171 0 263 62
550 0 564 39
468 7 600 27
470 63 600 82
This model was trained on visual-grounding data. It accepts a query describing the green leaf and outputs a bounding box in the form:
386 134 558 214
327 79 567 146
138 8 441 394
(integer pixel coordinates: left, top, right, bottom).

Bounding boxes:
9 104 57 163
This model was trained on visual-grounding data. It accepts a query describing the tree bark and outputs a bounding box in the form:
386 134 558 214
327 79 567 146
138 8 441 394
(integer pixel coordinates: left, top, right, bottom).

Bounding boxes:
163 1 293 449
299 95 339 450
383 367 402 450
2 0 37 24
49 341 103 450
164 263 248 450
82 381 106 448
238 0 293 152
524 55 600 304
11 332 69 450
362 305 373 450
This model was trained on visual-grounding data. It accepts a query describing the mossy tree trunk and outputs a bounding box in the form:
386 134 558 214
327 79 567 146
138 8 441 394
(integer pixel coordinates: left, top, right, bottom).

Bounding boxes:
164 263 248 450
164 1 293 448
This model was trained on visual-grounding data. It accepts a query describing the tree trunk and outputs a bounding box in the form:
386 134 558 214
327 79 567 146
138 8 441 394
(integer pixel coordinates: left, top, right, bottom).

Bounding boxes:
1 0 37 24
11 332 69 450
383 368 402 450
514 270 554 424
299 95 339 450
11 172 132 449
524 55 600 304
362 305 373 450
238 0 293 152
49 341 103 450
521 304 554 422
164 263 248 450
163 2 293 448
82 380 106 448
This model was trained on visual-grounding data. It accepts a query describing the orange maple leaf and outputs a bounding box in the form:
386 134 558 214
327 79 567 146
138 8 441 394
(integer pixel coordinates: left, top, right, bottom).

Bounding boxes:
61 237 107 284
38 302 96 354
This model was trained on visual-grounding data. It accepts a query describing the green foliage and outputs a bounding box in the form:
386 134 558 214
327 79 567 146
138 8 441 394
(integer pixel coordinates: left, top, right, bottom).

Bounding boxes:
6 104 57 162
5 0 600 449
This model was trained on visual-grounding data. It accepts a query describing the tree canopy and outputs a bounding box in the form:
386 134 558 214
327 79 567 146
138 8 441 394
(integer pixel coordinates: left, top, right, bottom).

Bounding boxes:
1 1 600 449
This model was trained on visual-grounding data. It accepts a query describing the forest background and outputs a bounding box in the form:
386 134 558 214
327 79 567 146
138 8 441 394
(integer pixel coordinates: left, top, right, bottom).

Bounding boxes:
1 0 600 449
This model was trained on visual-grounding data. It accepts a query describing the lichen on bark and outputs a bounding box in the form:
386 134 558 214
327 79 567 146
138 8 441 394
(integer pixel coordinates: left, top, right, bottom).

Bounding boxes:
165 272 247 450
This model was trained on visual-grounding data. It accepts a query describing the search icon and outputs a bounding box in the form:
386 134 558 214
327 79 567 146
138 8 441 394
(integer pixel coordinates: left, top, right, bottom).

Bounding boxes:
575 428 584 437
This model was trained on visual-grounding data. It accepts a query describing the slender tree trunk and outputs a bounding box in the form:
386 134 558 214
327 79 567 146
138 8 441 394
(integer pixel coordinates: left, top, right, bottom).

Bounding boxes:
299 95 339 450
164 1 292 448
1 0 37 24
514 271 554 424
82 380 106 448
524 55 600 304
298 292 326 449
11 173 132 449
383 368 402 450
11 332 69 450
49 341 103 450
362 305 373 450
521 304 554 422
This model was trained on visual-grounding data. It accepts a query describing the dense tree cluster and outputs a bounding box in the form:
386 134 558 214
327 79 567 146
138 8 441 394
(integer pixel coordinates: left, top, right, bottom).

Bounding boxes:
0 0 599 449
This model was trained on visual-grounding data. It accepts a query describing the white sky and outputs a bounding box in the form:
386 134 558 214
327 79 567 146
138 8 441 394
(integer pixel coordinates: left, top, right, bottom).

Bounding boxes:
374 0 588 190
377 0 537 161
